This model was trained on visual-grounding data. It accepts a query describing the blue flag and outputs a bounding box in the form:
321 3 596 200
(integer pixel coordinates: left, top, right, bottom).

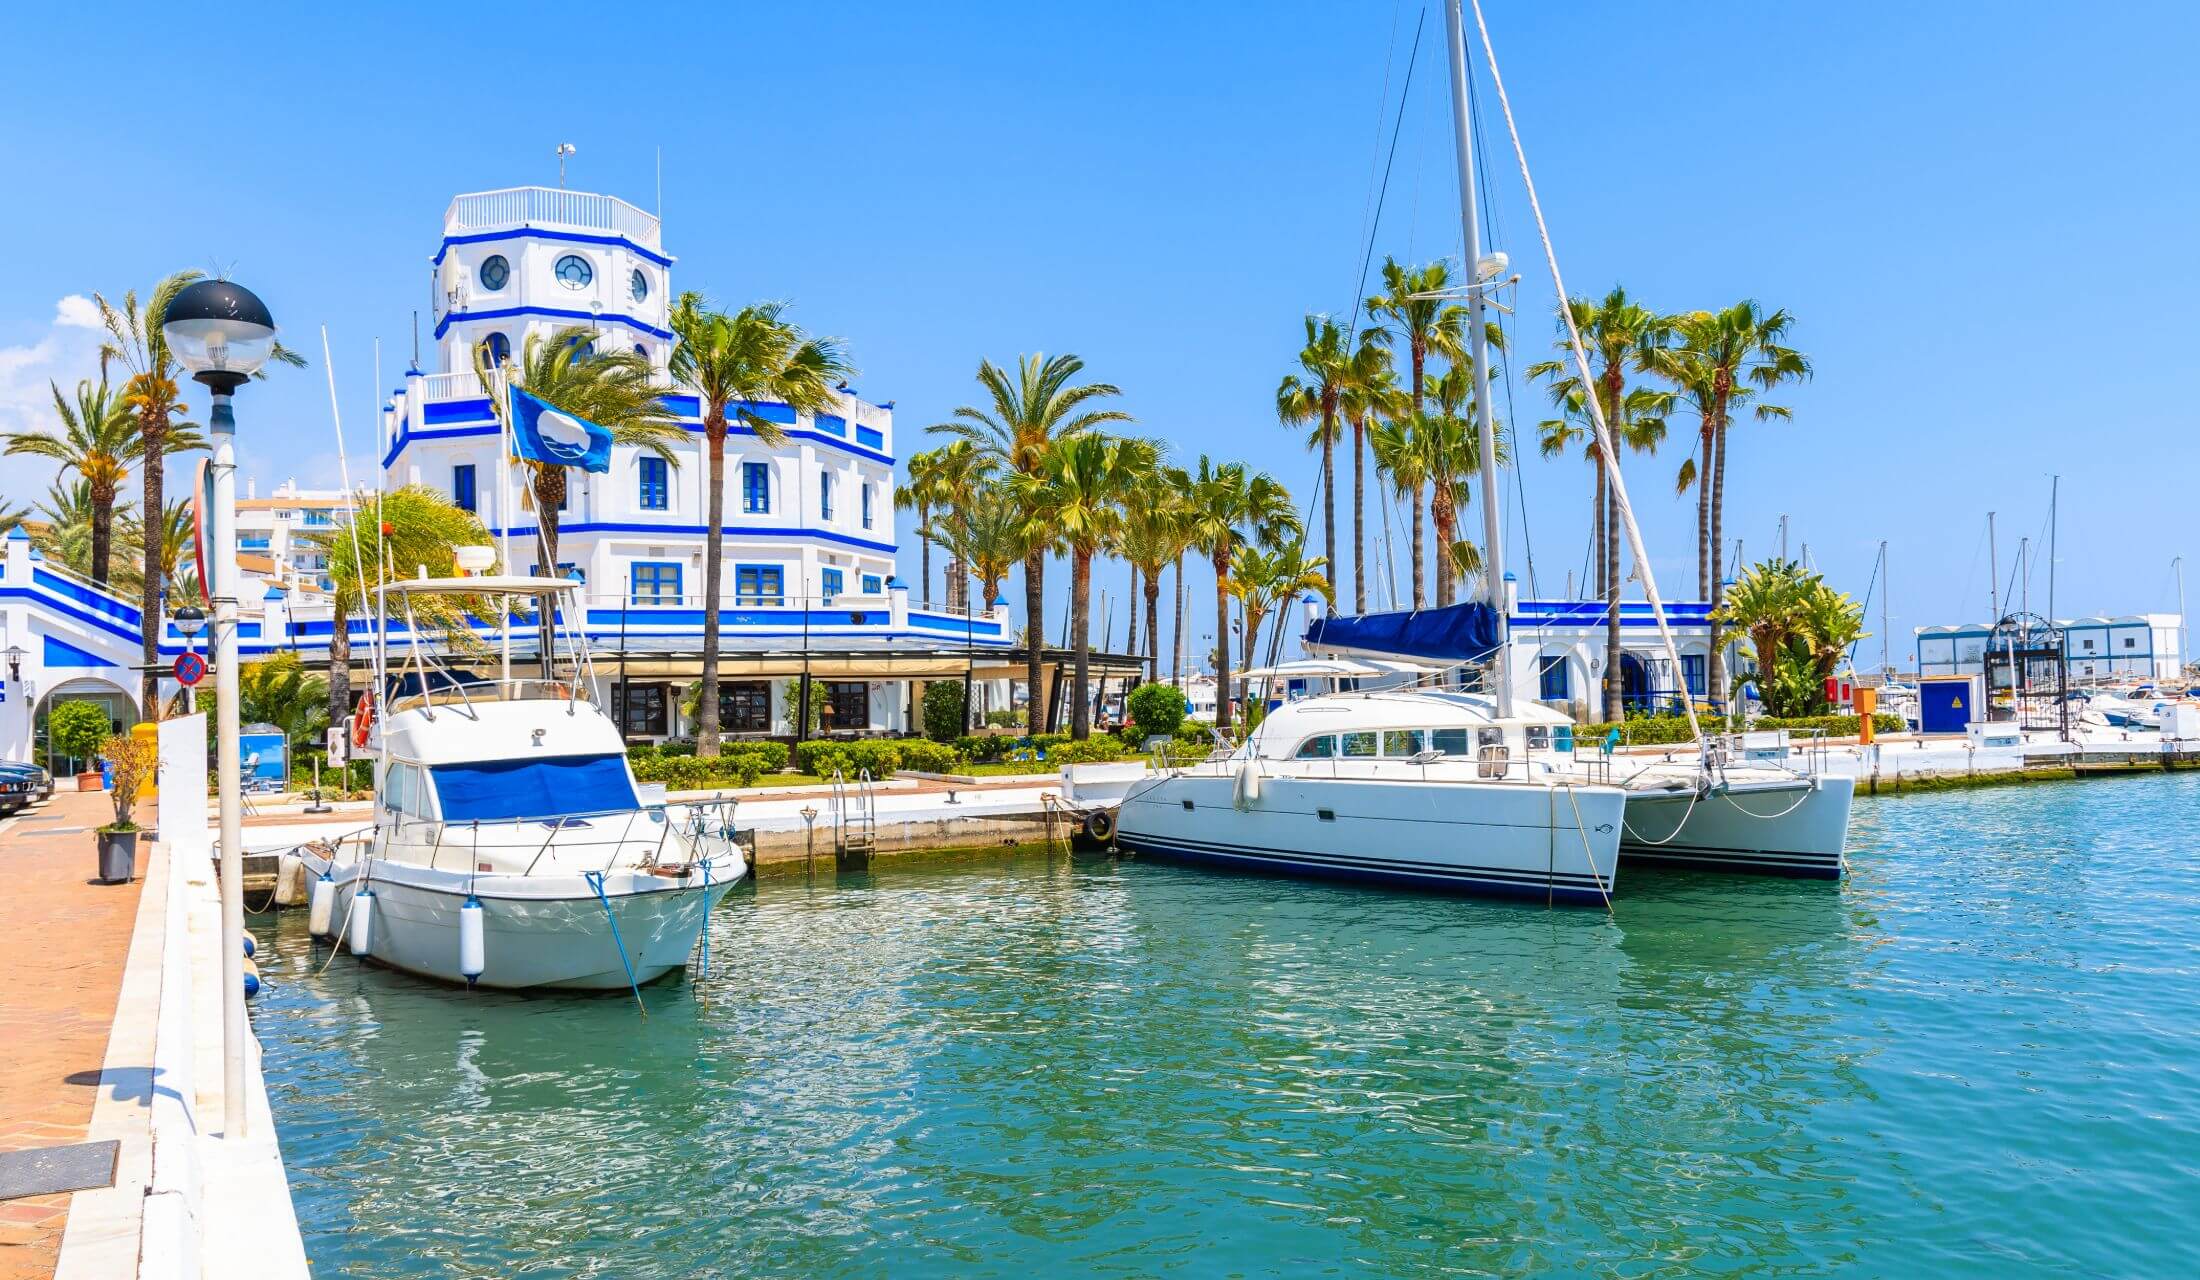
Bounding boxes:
508 386 614 473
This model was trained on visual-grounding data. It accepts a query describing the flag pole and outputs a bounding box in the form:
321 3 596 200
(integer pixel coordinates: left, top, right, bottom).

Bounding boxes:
497 362 514 689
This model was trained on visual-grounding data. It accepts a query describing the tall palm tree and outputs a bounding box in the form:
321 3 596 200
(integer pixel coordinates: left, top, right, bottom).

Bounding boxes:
1652 303 1809 705
1009 435 1151 739
307 486 490 730
905 440 991 611
31 478 117 580
1368 416 1433 607
1230 536 1334 671
899 447 945 606
1187 458 1298 734
98 272 301 716
930 354 1131 733
3 380 151 585
1422 363 1515 607
1529 287 1670 720
1113 474 1196 678
109 499 196 602
934 480 1026 615
236 653 331 746
1335 337 1400 614
668 296 850 758
1276 316 1353 597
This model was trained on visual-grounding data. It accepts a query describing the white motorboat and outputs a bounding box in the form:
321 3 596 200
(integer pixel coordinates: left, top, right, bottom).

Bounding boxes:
1113 691 1629 906
300 573 746 990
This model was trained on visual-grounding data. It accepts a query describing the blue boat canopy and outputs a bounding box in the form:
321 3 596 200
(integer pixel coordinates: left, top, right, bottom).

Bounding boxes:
1303 602 1500 664
430 753 639 823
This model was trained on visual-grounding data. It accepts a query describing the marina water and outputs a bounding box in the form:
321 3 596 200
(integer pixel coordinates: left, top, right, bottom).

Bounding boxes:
254 775 2200 1277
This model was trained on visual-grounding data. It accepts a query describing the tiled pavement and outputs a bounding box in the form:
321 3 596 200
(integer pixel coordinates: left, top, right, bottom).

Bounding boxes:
0 792 145 1280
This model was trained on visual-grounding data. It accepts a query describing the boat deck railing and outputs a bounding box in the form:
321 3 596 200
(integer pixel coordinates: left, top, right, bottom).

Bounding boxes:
370 797 743 876
386 677 595 717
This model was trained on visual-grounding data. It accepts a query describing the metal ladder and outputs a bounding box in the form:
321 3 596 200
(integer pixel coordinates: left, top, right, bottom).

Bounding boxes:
830 767 877 867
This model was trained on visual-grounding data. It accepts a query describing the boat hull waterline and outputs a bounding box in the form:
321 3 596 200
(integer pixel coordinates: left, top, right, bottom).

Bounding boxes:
1616 775 1855 880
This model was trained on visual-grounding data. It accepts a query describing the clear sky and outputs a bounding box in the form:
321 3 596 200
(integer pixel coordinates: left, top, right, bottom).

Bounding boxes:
4 2 2195 666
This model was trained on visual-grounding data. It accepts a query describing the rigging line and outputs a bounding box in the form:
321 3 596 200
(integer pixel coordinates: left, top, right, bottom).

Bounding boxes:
1466 0 1699 741
1845 542 1884 670
1344 6 1428 348
1350 0 1407 318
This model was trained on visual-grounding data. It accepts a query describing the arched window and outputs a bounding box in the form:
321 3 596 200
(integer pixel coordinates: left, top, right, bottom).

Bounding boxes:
633 343 648 361
478 331 511 367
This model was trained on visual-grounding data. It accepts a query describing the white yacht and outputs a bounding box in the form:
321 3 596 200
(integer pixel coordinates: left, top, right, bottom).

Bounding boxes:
1600 730 1853 880
300 574 746 990
1113 691 1630 906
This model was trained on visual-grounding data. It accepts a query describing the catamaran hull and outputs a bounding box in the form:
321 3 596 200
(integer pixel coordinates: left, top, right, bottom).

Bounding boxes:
1113 773 1628 906
1617 775 1854 880
303 852 744 989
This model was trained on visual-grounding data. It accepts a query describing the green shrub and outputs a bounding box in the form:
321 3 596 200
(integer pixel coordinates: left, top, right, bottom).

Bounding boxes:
1615 716 1698 746
953 734 1004 763
896 740 963 773
49 700 111 763
1028 733 1070 757
1050 736 1129 765
1754 712 1905 737
984 708 1020 728
658 739 697 758
721 740 790 771
921 682 967 743
795 739 906 778
731 755 765 787
626 742 660 761
1126 682 1188 741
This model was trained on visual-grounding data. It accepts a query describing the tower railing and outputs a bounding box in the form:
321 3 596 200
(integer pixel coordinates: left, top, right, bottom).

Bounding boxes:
443 187 663 252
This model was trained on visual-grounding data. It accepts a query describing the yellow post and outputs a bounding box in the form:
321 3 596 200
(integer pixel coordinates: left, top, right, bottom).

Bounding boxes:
132 721 160 800
1855 686 1879 745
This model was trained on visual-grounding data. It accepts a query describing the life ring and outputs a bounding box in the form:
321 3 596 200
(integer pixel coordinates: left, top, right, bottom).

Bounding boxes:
1083 809 1116 843
351 695 375 748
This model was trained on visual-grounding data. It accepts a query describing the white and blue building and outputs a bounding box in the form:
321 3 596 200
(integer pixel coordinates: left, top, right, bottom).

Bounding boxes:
1 185 1019 767
1916 615 2184 683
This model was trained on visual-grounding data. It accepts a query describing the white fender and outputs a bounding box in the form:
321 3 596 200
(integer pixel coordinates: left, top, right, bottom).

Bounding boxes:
349 889 375 956
1232 760 1262 811
308 875 335 938
458 895 486 983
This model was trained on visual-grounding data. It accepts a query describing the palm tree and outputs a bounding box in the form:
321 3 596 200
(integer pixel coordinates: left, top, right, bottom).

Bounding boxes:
1113 475 1196 678
1652 303 1809 706
1528 287 1670 720
307 486 491 730
3 380 150 585
667 296 850 758
1187 458 1298 734
1009 435 1150 739
98 272 301 715
934 480 1027 615
31 478 117 579
236 653 330 746
1276 317 1350 605
0 503 26 539
904 440 991 611
111 499 196 602
1368 417 1432 607
1336 337 1400 614
900 447 945 606
930 354 1132 733
1230 536 1334 671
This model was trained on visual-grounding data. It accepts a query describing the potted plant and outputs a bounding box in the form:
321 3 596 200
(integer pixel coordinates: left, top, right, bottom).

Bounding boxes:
95 731 157 884
49 701 111 792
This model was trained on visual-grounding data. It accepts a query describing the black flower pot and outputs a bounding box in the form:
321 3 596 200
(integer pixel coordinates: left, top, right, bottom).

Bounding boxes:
96 830 139 885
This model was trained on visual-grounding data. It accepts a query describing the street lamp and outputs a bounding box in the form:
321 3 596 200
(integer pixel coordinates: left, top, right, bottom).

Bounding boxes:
163 278 276 1143
4 643 21 684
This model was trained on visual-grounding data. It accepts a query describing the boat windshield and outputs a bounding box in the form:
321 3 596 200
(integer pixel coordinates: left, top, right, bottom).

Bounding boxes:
429 754 638 823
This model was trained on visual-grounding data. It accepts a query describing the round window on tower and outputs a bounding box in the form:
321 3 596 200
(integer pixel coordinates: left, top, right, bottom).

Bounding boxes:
629 268 649 303
554 254 594 289
478 254 510 291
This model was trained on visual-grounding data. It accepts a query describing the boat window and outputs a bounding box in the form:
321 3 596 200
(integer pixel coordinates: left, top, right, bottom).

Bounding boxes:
1477 727 1504 749
1431 728 1470 756
382 763 419 816
1383 729 1426 757
1340 731 1379 758
1525 725 1552 751
1294 735 1335 759
430 754 639 823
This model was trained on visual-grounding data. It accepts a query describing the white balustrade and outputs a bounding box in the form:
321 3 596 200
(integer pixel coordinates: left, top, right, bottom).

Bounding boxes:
443 187 662 252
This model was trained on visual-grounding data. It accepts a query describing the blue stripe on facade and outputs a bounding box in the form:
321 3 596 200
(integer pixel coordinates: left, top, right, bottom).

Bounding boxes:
33 570 139 624
584 608 892 627
484 522 898 555
813 413 846 436
423 398 494 426
855 426 885 450
432 305 675 342
383 419 891 470
904 613 1004 637
433 227 675 269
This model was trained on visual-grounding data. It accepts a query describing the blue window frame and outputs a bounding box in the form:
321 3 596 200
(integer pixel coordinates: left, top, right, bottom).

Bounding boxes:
856 425 884 450
742 462 770 514
1538 654 1570 701
734 565 783 605
819 471 835 521
1682 654 1706 696
453 464 477 513
861 482 874 529
637 456 668 511
820 567 843 602
302 508 333 527
862 574 882 594
630 561 681 606
238 534 271 551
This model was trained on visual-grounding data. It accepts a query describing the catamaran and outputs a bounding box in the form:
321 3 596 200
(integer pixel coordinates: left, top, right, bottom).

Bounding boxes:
299 572 746 989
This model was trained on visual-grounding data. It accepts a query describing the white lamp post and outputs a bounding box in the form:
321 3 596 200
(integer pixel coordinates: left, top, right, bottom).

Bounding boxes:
163 279 276 1141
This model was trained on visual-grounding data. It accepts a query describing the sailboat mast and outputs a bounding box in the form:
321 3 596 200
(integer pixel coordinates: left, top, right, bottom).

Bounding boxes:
1443 0 1511 717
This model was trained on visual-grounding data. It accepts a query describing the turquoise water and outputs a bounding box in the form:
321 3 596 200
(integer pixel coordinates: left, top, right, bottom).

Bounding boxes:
253 776 2200 1277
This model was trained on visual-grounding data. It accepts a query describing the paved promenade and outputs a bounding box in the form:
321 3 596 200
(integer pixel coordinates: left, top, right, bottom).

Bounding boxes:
0 793 143 1280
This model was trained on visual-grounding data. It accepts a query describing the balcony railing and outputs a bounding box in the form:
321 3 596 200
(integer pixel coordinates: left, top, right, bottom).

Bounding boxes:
419 370 488 401
444 187 662 253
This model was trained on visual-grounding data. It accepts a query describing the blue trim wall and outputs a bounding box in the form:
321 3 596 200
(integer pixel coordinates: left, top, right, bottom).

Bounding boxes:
433 304 674 342
484 522 897 555
382 414 892 471
434 227 675 269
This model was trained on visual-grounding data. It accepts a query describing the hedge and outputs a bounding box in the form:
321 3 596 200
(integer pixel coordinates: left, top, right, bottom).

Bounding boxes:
1609 712 1906 747
1050 736 1129 764
794 737 971 778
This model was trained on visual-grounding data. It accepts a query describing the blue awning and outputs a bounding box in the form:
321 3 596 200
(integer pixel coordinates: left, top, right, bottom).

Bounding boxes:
1303 602 1500 663
430 753 639 822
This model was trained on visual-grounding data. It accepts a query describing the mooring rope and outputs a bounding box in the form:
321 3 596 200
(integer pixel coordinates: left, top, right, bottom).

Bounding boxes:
583 870 647 1016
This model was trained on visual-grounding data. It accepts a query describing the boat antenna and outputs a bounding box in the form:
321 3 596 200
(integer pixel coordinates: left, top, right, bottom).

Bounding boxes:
1461 0 1696 738
1988 510 1999 623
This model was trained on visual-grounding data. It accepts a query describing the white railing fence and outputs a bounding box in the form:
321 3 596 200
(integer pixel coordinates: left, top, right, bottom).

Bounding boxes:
443 187 662 251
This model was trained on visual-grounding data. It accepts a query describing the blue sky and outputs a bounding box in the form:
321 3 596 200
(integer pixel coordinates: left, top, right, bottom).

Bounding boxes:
4 2 2196 663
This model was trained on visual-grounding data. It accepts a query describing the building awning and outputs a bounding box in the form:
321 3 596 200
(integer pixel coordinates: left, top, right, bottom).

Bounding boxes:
1303 602 1500 664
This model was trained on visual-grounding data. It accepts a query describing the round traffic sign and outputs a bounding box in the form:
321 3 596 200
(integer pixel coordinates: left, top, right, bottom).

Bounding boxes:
174 651 207 687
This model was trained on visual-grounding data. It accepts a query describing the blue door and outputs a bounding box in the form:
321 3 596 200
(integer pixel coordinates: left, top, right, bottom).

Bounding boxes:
1919 680 1973 734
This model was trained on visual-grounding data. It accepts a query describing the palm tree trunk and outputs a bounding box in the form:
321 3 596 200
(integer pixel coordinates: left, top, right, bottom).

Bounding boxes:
697 422 727 756
1708 402 1731 707
327 597 352 733
532 467 564 678
1070 548 1093 740
1409 482 1427 609
1432 482 1456 609
1023 549 1047 733
89 483 114 585
1604 468 1623 722
1212 550 1234 734
1125 565 1139 663
1320 424 1337 608
1143 569 1162 683
917 504 932 604
139 419 166 719
1351 418 1366 614
1697 421 1713 601
1172 550 1187 682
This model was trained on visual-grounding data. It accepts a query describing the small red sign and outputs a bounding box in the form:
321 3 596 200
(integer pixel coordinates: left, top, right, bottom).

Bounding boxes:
174 651 207 687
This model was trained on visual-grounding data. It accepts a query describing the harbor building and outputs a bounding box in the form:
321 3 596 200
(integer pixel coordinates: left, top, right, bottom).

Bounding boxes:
1915 615 2185 683
234 478 352 595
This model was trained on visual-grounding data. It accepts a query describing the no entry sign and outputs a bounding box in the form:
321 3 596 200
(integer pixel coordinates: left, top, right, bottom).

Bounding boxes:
173 651 207 687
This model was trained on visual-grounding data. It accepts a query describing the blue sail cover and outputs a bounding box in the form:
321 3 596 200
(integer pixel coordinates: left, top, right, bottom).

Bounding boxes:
431 754 638 822
1303 601 1501 663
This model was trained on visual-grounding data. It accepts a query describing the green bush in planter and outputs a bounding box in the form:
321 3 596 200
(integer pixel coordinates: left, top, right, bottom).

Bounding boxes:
1126 682 1187 741
50 701 111 769
921 682 967 743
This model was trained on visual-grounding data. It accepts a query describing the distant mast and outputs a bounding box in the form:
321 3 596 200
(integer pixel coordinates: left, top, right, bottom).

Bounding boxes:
1442 0 1512 717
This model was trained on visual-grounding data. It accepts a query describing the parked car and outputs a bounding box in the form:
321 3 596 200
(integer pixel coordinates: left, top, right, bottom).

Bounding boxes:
0 764 42 815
